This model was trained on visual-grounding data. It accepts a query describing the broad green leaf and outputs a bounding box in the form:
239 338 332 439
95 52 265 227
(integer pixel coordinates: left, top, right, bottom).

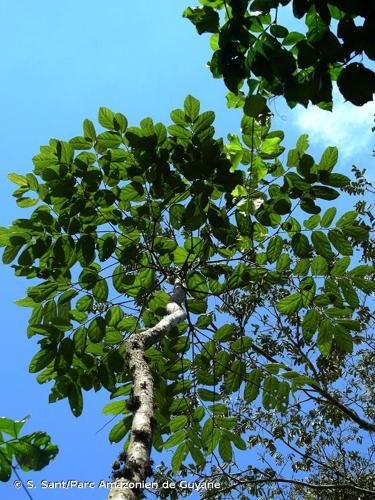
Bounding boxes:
336 211 358 229
8 173 28 187
302 309 319 341
27 282 58 303
331 256 350 276
319 146 338 171
109 416 132 443
102 400 126 416
187 272 208 299
244 94 267 117
214 323 236 341
170 416 188 432
263 375 279 410
244 369 262 403
29 349 55 373
317 319 333 355
340 279 359 309
98 107 115 129
311 231 334 259
171 442 188 472
164 430 186 449
320 207 336 228
87 317 106 343
267 235 283 263
198 389 221 402
328 229 353 256
296 134 309 155
0 417 27 439
335 325 353 353
276 294 303 315
219 436 232 462
184 95 200 122
311 256 328 275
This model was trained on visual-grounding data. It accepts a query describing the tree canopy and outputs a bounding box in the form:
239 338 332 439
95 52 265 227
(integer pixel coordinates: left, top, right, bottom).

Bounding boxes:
184 0 375 109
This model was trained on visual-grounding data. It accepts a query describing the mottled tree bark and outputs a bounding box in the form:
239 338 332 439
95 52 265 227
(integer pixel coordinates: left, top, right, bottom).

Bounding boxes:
107 280 186 500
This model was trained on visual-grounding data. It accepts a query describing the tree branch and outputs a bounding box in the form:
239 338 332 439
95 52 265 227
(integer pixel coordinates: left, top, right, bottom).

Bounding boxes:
207 475 375 497
107 280 186 500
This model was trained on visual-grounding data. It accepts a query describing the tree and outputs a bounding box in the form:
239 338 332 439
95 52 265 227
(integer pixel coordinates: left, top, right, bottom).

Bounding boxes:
184 0 375 109
2 97 374 498
1 2 374 499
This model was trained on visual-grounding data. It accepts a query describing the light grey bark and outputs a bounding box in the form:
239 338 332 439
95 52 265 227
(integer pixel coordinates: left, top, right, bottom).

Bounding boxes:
107 280 186 500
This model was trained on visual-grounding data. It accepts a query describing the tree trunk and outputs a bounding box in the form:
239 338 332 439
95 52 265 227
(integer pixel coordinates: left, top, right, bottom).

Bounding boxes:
107 280 186 500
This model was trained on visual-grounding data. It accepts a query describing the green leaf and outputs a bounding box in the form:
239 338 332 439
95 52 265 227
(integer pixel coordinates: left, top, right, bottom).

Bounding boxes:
27 282 59 303
266 235 283 263
164 430 186 449
109 416 132 443
187 272 208 299
201 418 220 454
198 389 221 402
340 279 359 309
87 317 106 343
276 294 303 315
331 256 350 276
102 400 126 416
98 107 115 129
244 95 267 117
183 6 220 35
336 211 357 229
311 231 334 259
219 436 232 462
170 109 188 126
302 309 320 341
68 384 83 417
291 233 310 258
170 416 188 432
193 111 215 134
168 124 191 140
214 323 236 341
296 134 309 155
29 348 55 373
224 360 245 393
328 229 353 256
334 325 353 353
321 207 337 228
304 214 320 230
244 369 262 402
73 327 87 355
0 449 11 481
83 119 96 140
311 255 328 275
319 146 338 171
171 442 188 472
184 95 200 122
93 279 109 302
96 131 122 149
342 226 368 241
0 417 27 438
8 173 28 186
263 375 279 410
317 319 333 355
76 295 93 312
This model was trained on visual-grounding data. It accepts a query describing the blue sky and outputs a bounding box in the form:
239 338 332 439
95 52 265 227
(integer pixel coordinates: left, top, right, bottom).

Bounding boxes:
0 0 374 498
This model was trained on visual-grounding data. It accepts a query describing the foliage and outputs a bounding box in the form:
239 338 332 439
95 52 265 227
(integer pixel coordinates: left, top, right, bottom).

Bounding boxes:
0 416 58 482
184 0 375 110
2 94 374 495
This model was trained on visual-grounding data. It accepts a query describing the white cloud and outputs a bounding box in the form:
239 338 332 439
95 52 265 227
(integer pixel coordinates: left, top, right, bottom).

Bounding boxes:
294 90 375 160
